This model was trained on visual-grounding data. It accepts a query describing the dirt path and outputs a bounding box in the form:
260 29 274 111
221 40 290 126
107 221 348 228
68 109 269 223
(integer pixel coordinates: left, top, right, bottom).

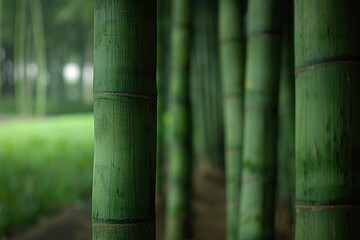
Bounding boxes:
9 163 225 240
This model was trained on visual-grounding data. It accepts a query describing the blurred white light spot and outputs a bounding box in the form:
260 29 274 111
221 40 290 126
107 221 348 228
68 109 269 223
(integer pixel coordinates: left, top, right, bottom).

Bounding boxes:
26 63 38 79
63 63 80 84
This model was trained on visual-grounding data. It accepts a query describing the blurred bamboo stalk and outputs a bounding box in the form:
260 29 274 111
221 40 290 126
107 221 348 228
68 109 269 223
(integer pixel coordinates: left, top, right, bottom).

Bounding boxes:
238 0 282 238
165 0 193 238
219 0 246 239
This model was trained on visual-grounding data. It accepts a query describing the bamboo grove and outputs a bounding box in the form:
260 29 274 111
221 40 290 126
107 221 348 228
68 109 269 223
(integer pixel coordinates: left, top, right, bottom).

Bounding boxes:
91 0 360 239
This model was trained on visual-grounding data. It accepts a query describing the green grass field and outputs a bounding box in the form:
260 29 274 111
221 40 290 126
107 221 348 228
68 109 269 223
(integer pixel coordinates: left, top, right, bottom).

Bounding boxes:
0 114 94 235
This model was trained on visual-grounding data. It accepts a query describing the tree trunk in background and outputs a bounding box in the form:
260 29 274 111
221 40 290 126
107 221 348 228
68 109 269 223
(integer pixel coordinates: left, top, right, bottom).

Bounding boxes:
156 0 171 199
219 0 246 239
92 1 157 239
14 0 27 116
164 0 193 239
238 0 282 239
295 1 360 239
275 1 294 239
30 0 47 116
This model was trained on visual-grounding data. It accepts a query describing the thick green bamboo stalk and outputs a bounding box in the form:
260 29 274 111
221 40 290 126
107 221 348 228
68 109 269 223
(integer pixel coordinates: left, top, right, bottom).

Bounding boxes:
219 0 246 239
275 1 294 238
14 0 27 116
92 1 157 239
238 0 282 239
295 1 360 239
164 0 193 239
30 0 47 116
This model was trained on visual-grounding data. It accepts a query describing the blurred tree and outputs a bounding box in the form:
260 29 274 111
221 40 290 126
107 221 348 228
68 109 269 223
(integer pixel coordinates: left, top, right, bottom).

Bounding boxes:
295 0 360 239
92 0 157 239
164 0 193 239
219 0 246 239
30 0 47 116
238 0 282 239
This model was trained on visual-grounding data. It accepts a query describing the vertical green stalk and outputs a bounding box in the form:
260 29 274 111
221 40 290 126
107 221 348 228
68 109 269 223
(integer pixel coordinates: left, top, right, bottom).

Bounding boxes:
156 0 171 199
238 0 282 239
0 0 2 100
30 0 47 116
14 0 27 116
92 1 157 239
207 0 224 168
25 15 33 116
219 0 246 239
164 0 193 239
295 1 360 239
191 0 224 168
276 0 294 238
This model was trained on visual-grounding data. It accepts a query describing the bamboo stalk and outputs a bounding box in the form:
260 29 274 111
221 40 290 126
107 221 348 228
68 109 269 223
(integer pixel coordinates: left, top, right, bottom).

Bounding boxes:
219 0 246 239
92 1 157 239
276 1 295 238
29 0 47 117
164 0 193 238
14 0 27 116
238 0 282 239
295 1 360 239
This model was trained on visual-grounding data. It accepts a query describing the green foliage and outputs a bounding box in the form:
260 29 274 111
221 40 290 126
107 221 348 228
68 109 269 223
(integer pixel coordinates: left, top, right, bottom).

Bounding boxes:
0 114 93 235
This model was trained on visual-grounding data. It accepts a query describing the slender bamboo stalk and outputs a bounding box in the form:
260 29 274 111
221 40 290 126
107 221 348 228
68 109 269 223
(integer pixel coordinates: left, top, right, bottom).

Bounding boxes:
238 0 282 239
92 1 157 239
219 0 246 239
207 0 224 168
0 0 2 100
156 0 171 199
164 0 193 239
14 0 27 116
30 0 47 116
276 1 294 238
295 1 360 239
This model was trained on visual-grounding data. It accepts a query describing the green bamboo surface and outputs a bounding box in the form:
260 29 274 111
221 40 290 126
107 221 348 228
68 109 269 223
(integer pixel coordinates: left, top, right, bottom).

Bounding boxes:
295 1 360 239
92 1 157 239
30 0 47 116
164 0 193 239
219 0 246 239
238 0 282 239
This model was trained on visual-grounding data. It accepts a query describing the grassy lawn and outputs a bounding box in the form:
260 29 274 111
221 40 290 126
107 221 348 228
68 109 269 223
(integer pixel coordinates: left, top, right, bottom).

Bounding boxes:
0 114 94 236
